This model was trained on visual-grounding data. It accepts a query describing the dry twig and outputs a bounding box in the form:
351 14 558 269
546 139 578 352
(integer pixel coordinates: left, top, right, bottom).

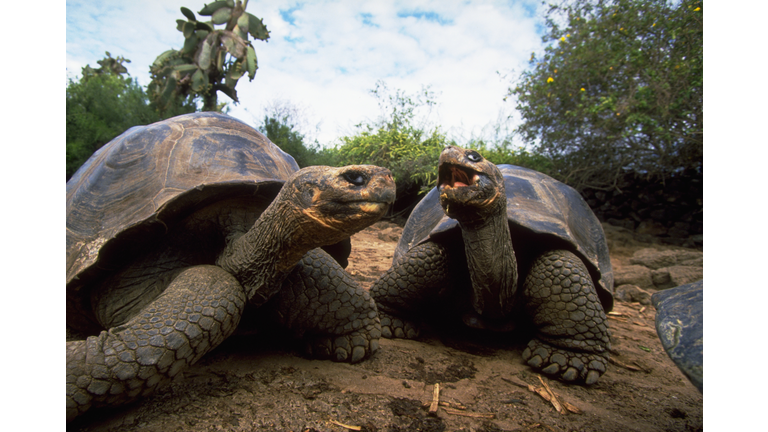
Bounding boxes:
429 383 440 416
443 408 495 419
329 420 361 431
538 376 565 414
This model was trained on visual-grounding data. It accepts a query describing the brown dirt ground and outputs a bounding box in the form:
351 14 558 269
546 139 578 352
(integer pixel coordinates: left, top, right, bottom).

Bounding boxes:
68 222 703 432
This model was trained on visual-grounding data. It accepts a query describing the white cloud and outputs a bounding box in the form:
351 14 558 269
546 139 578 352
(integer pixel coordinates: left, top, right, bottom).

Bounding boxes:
66 0 545 146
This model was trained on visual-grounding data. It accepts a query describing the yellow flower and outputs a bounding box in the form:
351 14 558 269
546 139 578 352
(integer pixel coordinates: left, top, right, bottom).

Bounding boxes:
566 34 570 38
652 23 656 27
560 36 566 42
547 77 554 83
580 88 585 91
616 112 620 116
694 7 700 11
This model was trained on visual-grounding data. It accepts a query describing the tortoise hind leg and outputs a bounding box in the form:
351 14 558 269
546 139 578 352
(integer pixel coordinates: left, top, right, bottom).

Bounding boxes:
66 265 246 422
264 248 381 363
521 249 611 385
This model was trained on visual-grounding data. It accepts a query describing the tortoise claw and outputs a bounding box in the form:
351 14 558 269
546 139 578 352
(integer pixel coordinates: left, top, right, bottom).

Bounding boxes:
379 313 419 339
305 331 377 363
523 339 609 385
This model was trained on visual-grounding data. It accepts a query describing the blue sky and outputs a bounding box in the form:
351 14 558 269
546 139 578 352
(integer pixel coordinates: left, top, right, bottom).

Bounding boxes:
66 0 545 146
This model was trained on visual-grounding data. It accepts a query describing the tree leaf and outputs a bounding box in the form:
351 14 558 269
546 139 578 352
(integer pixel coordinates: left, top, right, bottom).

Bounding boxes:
237 12 249 34
180 7 196 21
195 21 214 32
220 31 246 58
247 13 270 40
212 7 232 25
152 50 177 67
161 75 177 104
181 34 199 55
192 68 206 92
183 21 195 39
217 84 239 102
198 1 229 16
216 49 226 72
246 46 257 79
172 64 198 73
198 35 215 70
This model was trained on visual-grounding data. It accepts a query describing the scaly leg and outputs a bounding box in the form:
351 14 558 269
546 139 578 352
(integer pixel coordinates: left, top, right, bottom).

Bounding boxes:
265 248 381 363
66 265 246 422
521 249 611 385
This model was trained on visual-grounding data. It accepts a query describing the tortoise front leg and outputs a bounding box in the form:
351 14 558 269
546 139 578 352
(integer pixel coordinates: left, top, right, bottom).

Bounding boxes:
521 249 611 385
66 265 246 422
265 248 381 363
369 241 454 339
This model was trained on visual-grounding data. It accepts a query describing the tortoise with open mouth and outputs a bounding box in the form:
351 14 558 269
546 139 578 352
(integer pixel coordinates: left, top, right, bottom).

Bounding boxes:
370 145 614 385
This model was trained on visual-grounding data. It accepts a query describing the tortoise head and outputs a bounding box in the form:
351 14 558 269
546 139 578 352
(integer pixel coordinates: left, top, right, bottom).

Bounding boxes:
437 146 507 226
286 164 396 243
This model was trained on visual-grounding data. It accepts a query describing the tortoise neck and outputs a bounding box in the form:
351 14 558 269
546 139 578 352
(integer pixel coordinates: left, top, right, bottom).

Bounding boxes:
215 197 310 307
457 206 518 319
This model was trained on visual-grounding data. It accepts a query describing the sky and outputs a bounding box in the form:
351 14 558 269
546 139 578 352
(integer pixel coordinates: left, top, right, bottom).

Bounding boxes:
66 0 546 146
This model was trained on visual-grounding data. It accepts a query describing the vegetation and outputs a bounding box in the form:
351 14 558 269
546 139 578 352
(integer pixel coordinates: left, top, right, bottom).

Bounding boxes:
258 102 333 168
148 0 270 114
66 53 195 180
509 0 703 191
334 81 449 196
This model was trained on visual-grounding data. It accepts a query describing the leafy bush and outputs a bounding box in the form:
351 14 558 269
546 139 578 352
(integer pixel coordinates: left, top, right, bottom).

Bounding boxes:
509 0 703 191
335 126 446 193
334 82 450 195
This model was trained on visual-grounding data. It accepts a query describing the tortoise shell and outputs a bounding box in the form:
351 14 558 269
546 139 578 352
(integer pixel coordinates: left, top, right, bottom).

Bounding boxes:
394 164 614 311
66 112 299 326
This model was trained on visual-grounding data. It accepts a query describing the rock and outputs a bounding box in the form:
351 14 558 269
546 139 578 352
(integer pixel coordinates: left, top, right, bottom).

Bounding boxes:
630 248 678 269
636 220 668 237
651 269 674 290
613 265 654 290
614 284 653 305
630 249 703 289
666 266 703 288
675 250 703 267
607 218 635 230
652 280 703 392
683 235 704 248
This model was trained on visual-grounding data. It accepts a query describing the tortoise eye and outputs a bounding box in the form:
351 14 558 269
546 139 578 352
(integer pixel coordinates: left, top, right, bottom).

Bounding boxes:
343 171 367 186
467 151 482 162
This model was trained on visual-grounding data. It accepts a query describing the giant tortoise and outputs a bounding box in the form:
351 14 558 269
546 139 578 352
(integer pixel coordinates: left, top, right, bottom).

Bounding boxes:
370 145 613 384
66 112 395 421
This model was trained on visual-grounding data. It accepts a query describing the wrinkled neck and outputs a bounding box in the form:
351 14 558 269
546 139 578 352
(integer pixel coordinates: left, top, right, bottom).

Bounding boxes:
216 198 311 307
458 208 517 319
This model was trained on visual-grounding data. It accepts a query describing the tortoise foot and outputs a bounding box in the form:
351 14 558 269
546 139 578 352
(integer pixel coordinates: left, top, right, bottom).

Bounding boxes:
379 312 419 339
304 330 379 363
522 339 608 385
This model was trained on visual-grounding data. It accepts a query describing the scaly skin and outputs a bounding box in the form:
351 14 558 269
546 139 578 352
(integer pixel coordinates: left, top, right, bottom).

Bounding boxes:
67 165 395 422
521 249 610 385
369 145 611 385
66 266 246 421
267 248 381 362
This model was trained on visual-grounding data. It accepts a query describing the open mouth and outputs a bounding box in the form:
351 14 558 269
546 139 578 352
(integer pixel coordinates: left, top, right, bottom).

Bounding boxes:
438 163 479 188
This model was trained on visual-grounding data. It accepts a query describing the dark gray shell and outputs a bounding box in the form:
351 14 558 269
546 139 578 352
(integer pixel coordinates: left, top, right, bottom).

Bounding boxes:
66 112 299 289
394 164 614 310
652 280 703 392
